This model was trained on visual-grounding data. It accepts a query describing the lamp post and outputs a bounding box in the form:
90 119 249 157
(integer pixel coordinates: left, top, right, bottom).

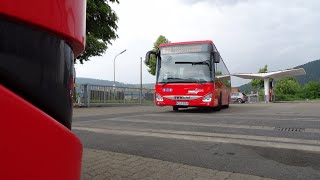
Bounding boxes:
140 57 143 104
113 49 127 87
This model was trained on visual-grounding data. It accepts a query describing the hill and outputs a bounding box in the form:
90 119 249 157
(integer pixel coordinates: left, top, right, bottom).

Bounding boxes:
75 77 155 89
76 59 319 92
238 59 320 92
295 59 320 85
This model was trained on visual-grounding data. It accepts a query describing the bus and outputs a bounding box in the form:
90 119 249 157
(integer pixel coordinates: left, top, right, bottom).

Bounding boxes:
0 1 85 179
145 40 231 111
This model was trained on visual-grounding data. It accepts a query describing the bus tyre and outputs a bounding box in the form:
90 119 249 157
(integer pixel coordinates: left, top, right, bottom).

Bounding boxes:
222 97 229 108
215 95 222 111
223 104 229 108
205 107 212 113
173 106 179 111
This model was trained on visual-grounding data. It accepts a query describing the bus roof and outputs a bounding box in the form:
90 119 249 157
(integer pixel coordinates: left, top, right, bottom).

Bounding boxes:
160 40 214 47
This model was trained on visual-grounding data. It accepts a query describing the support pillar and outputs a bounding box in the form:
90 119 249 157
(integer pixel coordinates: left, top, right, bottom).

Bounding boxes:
264 78 270 103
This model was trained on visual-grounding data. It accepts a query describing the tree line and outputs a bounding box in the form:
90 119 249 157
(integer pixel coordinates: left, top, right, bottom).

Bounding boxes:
274 78 320 101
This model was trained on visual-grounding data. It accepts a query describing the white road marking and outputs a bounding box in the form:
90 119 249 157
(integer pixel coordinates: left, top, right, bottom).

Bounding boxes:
74 117 320 134
73 126 320 152
144 113 320 122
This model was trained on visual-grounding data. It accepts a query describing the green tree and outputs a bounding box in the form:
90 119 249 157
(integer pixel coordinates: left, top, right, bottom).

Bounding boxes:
274 78 301 101
258 89 264 101
76 0 120 64
274 78 301 95
251 65 268 89
145 35 169 75
304 81 320 99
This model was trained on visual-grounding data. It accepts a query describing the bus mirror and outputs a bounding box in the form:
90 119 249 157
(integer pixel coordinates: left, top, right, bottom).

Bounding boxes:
145 50 156 65
213 52 220 63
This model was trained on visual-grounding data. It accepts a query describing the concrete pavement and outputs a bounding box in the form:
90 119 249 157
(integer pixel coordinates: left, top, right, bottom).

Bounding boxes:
82 148 273 180
73 102 320 180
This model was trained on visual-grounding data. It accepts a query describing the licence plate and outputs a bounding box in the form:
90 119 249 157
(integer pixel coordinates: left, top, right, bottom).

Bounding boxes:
176 102 189 106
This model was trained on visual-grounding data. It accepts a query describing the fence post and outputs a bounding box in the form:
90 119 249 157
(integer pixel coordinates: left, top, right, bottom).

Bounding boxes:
83 84 87 107
82 84 87 107
123 88 126 103
103 86 106 104
86 84 91 107
114 88 116 103
140 57 143 104
78 84 84 106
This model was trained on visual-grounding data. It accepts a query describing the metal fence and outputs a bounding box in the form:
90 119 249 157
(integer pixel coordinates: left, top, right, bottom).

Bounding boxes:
75 84 155 107
246 93 276 103
247 94 260 103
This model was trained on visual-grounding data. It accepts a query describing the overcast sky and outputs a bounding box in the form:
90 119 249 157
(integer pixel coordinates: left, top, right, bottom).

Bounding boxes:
75 0 320 86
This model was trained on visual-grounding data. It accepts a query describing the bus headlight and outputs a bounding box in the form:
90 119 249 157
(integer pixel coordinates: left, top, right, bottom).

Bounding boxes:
156 93 163 101
202 93 212 102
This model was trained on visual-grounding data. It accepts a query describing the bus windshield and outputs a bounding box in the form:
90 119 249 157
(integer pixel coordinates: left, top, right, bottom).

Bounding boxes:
157 52 212 83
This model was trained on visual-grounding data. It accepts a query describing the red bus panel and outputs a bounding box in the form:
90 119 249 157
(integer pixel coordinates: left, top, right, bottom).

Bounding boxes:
160 40 213 47
0 0 86 56
0 85 82 180
155 83 218 107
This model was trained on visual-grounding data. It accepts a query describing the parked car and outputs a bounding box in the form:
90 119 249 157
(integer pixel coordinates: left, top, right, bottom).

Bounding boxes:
231 92 248 103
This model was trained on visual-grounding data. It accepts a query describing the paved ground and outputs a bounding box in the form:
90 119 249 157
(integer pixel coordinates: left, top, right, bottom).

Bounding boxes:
82 148 273 180
73 102 320 180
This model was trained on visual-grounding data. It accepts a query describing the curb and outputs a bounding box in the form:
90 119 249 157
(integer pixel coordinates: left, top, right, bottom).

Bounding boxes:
274 100 320 103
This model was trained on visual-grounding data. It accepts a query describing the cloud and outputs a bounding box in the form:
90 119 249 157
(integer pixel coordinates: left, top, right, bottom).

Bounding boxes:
178 0 246 6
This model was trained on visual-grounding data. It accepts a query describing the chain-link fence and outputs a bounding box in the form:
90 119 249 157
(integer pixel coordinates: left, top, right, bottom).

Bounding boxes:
246 93 276 103
75 84 154 107
246 94 262 103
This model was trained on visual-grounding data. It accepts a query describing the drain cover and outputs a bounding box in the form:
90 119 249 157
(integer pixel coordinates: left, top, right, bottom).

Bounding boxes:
274 127 305 132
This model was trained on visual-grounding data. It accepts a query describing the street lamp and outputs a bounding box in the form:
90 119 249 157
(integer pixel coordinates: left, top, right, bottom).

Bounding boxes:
113 49 127 87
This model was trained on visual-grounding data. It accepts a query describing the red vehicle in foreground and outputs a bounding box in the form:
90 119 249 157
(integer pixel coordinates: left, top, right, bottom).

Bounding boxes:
146 40 231 111
0 1 86 179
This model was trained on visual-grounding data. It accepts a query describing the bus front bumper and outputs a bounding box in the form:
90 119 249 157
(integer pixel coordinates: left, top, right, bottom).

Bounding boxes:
155 97 218 107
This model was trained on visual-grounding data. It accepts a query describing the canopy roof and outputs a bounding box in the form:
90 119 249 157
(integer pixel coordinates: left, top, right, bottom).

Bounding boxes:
232 68 306 80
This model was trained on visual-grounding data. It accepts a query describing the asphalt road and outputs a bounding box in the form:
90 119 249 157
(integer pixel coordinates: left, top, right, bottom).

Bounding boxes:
73 102 320 180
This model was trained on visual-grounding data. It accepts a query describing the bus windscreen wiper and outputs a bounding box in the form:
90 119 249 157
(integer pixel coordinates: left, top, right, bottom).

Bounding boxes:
162 78 206 86
184 78 205 86
162 78 183 87
175 60 210 66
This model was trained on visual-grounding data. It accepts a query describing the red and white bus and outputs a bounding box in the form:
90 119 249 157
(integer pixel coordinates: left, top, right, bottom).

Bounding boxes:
145 40 231 111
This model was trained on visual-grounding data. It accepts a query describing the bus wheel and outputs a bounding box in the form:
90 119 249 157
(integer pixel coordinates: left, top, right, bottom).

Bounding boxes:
222 96 229 108
204 107 213 113
215 94 222 111
223 104 229 108
173 106 179 111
